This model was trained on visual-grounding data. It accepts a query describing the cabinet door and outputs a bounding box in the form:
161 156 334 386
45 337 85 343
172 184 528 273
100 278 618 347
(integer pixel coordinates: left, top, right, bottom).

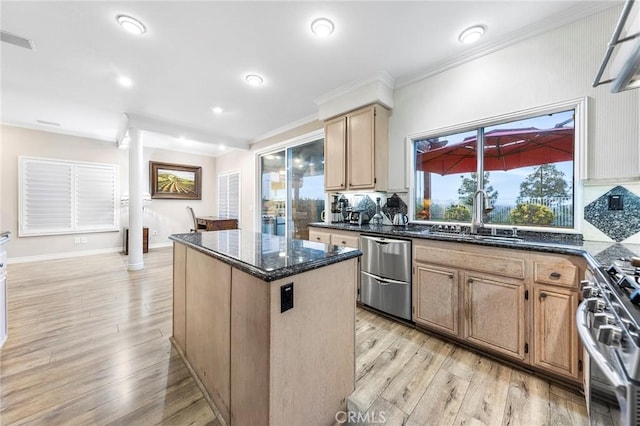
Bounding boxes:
414 264 459 336
347 106 375 190
309 229 331 244
533 285 580 380
324 116 346 191
463 273 527 361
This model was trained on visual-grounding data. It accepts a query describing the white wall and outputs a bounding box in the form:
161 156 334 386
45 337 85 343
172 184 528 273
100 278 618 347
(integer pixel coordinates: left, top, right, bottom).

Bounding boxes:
388 5 639 192
0 125 216 260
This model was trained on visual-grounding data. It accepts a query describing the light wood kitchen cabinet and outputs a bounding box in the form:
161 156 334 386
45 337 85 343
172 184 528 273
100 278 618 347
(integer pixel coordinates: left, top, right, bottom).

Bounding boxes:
309 228 360 248
330 230 360 248
532 284 580 380
463 272 527 362
414 264 459 336
324 104 389 192
309 229 332 244
412 238 584 384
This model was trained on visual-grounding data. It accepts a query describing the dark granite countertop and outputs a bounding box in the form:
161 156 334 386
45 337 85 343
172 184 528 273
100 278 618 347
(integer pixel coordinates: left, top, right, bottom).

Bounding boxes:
308 223 640 269
169 230 361 282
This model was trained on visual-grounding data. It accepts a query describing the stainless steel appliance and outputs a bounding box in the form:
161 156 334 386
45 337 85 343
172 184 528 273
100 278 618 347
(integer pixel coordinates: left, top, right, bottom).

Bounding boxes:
578 259 640 425
359 235 412 320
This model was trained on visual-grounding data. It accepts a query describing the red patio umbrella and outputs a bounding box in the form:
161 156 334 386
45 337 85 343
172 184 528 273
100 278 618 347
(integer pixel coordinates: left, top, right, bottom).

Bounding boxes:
417 127 574 175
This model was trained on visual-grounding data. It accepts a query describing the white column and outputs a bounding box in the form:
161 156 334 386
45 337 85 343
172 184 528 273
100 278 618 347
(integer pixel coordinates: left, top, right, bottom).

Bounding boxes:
128 127 144 271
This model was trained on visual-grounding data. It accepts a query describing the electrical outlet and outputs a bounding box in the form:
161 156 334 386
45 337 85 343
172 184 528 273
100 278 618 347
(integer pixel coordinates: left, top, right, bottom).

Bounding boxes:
280 283 294 313
74 237 81 244
80 237 87 244
152 230 158 236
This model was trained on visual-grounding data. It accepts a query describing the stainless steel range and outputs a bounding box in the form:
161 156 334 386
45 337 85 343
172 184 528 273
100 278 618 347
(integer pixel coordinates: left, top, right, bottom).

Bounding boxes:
578 259 640 425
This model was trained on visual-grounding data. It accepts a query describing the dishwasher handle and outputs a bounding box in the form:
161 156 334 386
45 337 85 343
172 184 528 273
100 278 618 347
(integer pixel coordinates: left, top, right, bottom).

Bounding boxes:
361 271 409 286
361 235 411 246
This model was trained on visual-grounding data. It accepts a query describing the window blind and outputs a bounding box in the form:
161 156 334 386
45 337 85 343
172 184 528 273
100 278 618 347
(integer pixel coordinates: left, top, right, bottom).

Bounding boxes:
217 171 240 219
20 157 118 236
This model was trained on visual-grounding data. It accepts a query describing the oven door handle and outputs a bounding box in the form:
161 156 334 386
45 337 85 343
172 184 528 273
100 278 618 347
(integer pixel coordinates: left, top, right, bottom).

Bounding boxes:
576 302 626 391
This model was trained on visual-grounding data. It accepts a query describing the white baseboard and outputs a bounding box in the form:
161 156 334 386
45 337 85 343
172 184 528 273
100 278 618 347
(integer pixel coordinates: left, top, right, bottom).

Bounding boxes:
8 242 173 264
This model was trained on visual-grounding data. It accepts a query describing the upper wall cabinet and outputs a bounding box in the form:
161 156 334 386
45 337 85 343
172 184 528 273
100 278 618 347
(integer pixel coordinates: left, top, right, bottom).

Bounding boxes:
324 104 389 192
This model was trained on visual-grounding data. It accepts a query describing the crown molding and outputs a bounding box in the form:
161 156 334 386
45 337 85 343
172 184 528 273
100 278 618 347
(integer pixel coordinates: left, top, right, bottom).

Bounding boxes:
251 113 319 144
313 71 396 106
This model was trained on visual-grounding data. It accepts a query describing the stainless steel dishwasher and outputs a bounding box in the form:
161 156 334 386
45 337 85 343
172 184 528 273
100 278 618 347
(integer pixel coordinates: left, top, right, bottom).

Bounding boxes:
359 235 412 320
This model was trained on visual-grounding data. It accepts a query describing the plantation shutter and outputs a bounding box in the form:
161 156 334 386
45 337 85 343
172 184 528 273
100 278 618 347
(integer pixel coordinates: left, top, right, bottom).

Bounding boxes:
75 164 117 230
20 157 118 236
21 158 74 234
217 171 240 219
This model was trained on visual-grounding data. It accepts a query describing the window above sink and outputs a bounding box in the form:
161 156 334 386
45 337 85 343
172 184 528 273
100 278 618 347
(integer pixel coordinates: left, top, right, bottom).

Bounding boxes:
408 98 586 234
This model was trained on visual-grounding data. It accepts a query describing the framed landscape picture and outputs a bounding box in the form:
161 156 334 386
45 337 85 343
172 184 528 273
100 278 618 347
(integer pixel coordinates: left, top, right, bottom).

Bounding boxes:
150 161 202 200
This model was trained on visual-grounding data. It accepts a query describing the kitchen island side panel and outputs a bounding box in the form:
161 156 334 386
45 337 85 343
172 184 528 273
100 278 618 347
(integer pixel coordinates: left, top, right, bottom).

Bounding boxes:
230 267 271 426
185 247 231 424
269 258 357 426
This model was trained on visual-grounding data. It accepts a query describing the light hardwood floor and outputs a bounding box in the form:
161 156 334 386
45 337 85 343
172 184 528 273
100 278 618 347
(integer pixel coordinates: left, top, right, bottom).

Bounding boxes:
1 248 615 425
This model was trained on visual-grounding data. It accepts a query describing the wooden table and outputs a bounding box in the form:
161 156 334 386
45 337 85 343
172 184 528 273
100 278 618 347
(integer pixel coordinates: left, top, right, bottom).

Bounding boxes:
195 216 238 231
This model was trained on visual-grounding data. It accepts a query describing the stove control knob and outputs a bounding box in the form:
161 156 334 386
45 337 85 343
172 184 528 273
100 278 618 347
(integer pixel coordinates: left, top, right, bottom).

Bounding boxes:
585 297 605 313
580 279 592 289
593 312 615 329
597 325 622 347
582 286 599 298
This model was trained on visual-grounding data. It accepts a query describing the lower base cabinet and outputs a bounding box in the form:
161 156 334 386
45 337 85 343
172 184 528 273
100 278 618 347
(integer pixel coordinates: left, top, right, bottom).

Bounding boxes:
414 264 459 336
533 284 580 380
412 239 584 384
463 273 527 362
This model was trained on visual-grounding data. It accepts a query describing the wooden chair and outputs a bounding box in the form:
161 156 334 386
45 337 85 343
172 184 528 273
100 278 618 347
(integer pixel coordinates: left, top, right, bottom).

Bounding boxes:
186 206 198 232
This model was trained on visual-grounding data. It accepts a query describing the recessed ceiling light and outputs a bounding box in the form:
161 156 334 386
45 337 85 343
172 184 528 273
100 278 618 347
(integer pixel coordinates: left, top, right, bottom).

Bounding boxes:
117 76 133 87
311 18 334 37
458 25 486 44
245 74 264 87
116 15 146 35
212 106 224 114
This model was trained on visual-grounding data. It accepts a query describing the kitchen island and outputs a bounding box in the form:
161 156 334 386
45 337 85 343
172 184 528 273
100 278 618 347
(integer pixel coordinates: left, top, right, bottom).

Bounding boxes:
169 230 361 426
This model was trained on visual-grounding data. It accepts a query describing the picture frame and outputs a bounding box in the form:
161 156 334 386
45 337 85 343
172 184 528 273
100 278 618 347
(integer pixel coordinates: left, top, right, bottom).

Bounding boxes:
150 161 202 200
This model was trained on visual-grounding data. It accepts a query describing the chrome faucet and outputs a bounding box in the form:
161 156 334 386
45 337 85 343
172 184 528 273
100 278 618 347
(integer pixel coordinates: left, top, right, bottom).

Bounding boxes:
470 189 493 234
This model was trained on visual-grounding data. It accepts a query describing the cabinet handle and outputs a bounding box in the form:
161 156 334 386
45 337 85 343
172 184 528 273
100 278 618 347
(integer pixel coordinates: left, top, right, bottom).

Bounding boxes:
341 241 346 245
468 278 474 283
0 263 3 268
550 272 561 279
540 292 548 301
448 274 454 279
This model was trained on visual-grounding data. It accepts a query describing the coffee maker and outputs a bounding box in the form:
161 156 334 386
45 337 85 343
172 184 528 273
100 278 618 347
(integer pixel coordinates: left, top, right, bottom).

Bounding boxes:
329 194 343 223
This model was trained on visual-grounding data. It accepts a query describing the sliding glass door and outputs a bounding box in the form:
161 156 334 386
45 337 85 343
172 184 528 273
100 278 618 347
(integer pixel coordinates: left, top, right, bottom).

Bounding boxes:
259 138 324 239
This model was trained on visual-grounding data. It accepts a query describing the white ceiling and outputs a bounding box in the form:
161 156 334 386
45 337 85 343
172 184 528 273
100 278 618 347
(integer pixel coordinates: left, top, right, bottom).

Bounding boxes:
1 1 618 156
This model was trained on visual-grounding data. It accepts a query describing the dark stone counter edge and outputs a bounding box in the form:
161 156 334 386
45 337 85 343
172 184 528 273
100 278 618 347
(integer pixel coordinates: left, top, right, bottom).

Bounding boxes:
308 223 603 270
169 235 362 282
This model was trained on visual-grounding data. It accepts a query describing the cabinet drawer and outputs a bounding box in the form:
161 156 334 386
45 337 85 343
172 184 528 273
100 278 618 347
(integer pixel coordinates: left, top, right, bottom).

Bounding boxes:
309 230 331 244
533 258 579 288
414 243 525 280
330 233 359 249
